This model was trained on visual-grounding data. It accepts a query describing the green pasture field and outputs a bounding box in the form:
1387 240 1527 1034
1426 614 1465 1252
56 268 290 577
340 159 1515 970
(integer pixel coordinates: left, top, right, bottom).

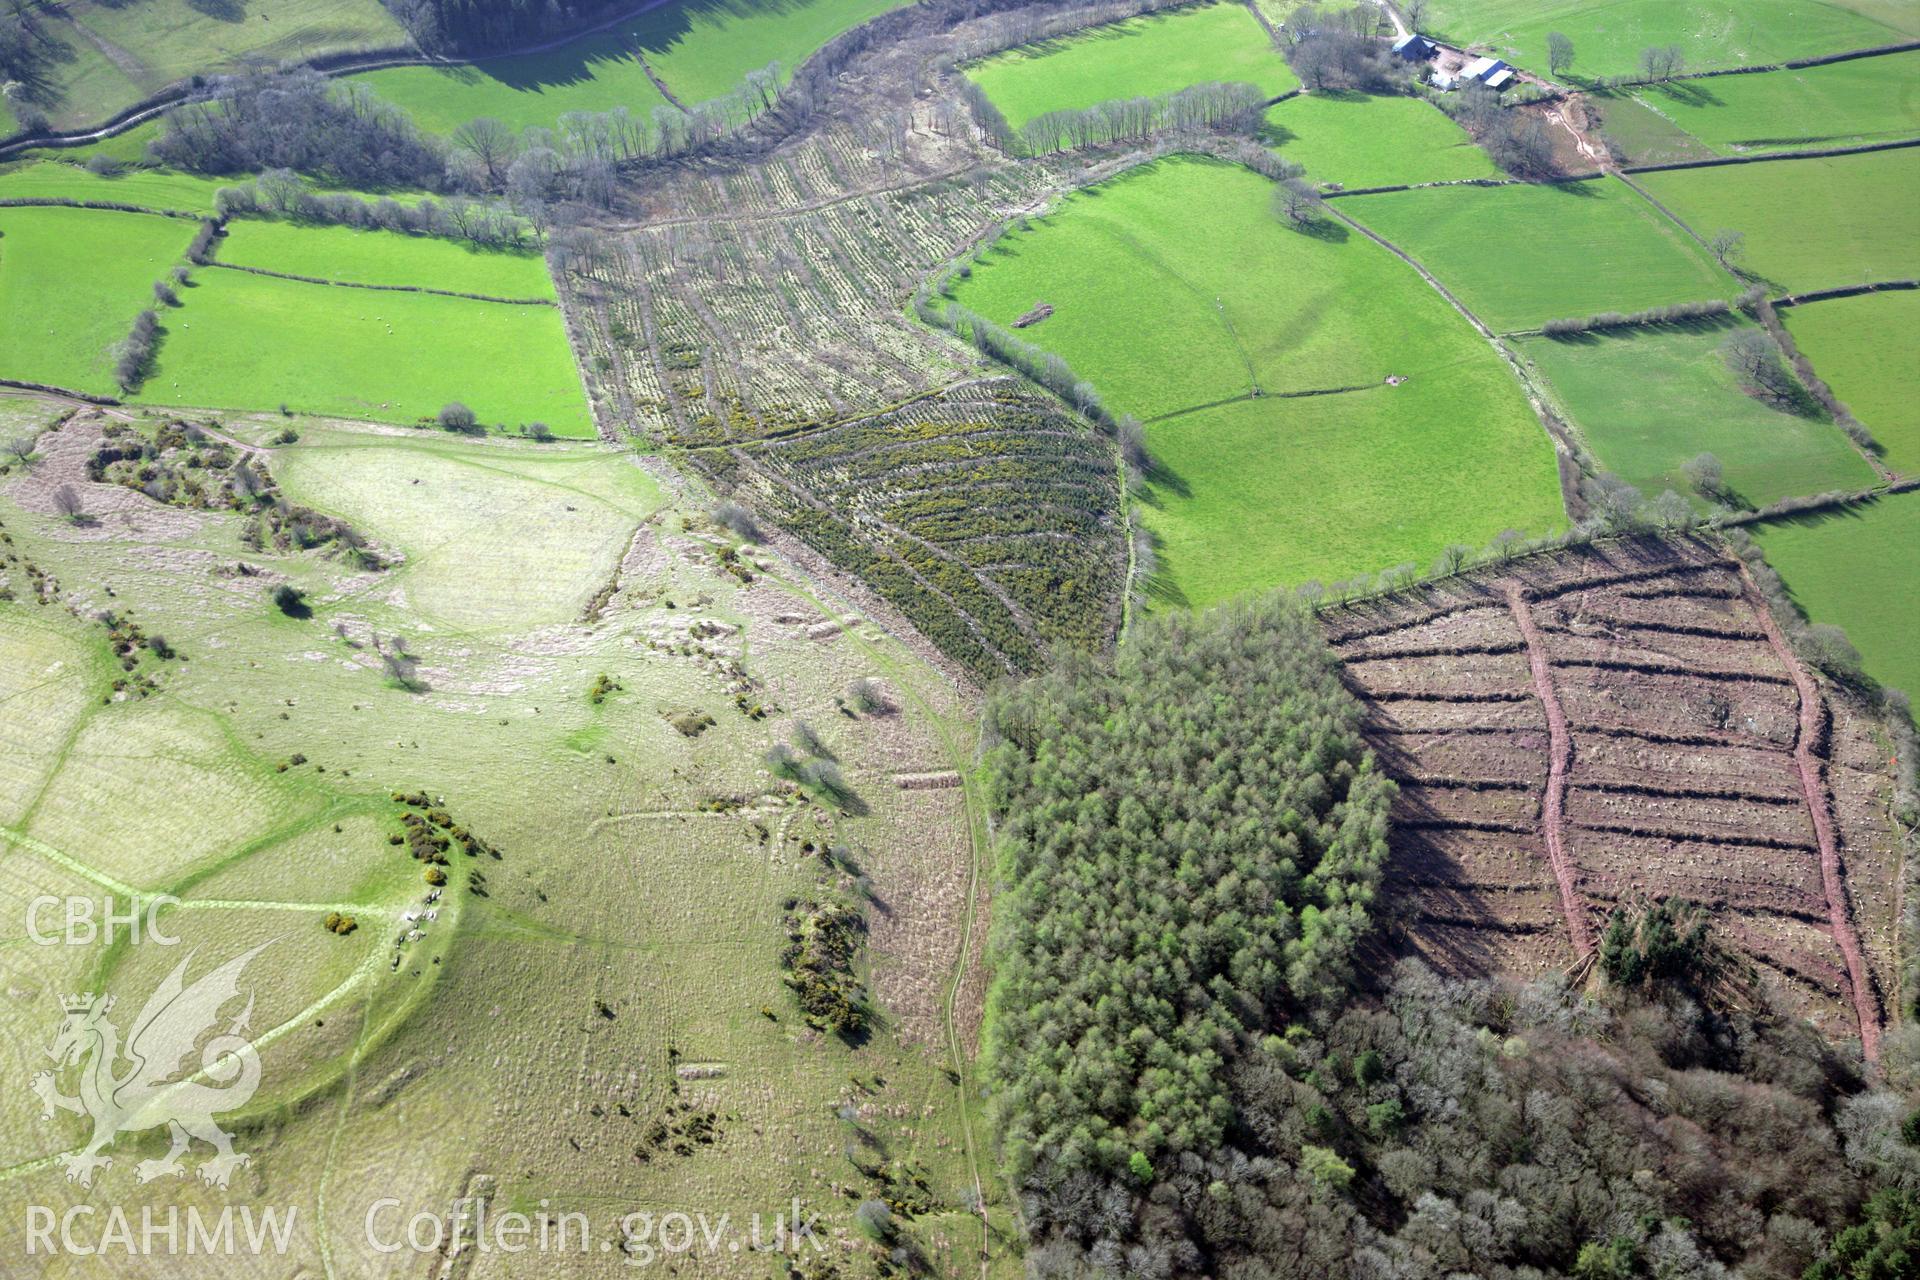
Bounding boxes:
0 412 1010 1275
351 43 672 138
1421 0 1913 82
0 159 231 215
1588 91 1721 166
1783 289 1920 475
640 0 907 103
140 269 592 434
1139 373 1564 608
354 0 904 136
0 205 194 395
1340 176 1734 331
1636 147 1920 291
7 0 406 133
1634 51 1920 154
1519 320 1876 506
951 156 1519 416
946 155 1562 602
215 219 556 298
1262 92 1500 188
963 2 1297 130
1754 492 1920 696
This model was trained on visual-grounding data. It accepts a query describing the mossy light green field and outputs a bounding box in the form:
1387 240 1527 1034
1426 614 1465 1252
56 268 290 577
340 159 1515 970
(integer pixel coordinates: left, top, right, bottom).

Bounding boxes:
1139 375 1565 607
352 0 906 135
0 160 232 214
1754 491 1920 696
1422 0 1913 81
5 0 406 132
1633 50 1920 154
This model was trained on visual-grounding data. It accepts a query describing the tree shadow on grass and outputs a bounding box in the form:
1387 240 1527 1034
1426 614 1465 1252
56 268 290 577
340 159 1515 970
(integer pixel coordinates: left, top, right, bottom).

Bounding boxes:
1293 213 1349 242
469 0 827 95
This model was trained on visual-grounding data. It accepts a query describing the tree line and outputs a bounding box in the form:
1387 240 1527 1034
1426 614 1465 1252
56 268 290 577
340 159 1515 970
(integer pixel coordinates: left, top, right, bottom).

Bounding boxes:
1008 81 1269 157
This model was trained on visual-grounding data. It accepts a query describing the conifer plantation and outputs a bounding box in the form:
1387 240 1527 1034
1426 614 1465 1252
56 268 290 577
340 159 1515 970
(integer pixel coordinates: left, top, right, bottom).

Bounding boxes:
981 594 1395 1184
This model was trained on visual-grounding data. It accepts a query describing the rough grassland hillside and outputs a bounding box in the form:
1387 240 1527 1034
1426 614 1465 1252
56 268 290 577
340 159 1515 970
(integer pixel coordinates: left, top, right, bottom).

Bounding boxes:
0 408 1001 1274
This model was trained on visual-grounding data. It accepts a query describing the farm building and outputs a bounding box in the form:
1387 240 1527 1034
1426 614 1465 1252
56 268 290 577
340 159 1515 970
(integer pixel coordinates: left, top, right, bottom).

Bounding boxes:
1462 55 1510 83
1392 33 1436 61
1483 67 1516 90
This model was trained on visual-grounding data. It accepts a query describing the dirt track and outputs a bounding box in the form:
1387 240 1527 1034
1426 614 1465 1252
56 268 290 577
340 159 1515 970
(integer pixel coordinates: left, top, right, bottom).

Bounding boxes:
1504 582 1594 956
1738 564 1883 1060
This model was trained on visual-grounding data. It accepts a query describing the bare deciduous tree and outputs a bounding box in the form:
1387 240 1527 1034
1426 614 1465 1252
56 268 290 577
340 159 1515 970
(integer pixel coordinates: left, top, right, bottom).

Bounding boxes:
1275 177 1325 227
452 116 518 188
52 483 83 522
1708 228 1746 272
1547 31 1575 77
1681 452 1725 501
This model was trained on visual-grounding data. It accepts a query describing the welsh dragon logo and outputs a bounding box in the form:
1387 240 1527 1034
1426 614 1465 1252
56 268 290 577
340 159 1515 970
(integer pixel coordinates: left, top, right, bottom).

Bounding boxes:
32 944 267 1190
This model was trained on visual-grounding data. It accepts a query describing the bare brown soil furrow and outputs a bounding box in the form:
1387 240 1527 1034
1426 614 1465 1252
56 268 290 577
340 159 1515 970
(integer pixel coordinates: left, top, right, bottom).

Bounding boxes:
1537 617 1769 643
1324 599 1508 644
1576 779 1808 806
1570 743 1803 799
1616 582 1743 601
1568 820 1816 852
1524 560 1728 603
1585 889 1832 927
1407 913 1563 935
1357 689 1533 705
1504 584 1595 956
1737 566 1884 1061
1394 776 1537 793
1398 817 1539 836
1342 641 1527 663
1551 656 1795 686
1570 721 1789 750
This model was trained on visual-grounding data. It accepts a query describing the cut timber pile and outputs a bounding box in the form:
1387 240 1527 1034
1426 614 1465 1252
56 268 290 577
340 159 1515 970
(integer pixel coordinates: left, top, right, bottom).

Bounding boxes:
1012 302 1054 328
